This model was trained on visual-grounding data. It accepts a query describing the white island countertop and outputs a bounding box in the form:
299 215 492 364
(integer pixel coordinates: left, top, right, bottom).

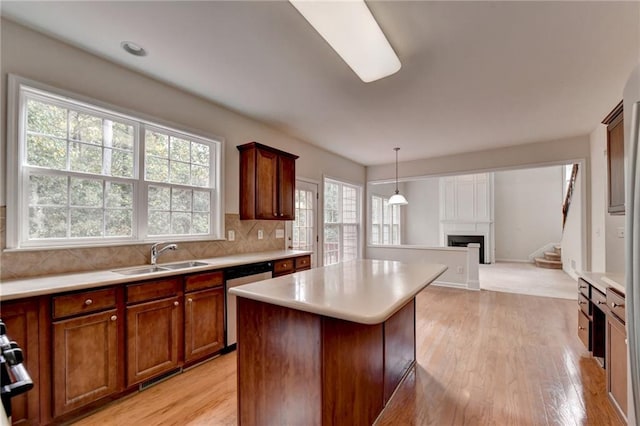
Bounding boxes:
229 259 447 324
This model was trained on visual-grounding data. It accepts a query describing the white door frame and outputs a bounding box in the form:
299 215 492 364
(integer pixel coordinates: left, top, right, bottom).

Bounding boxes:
287 178 320 267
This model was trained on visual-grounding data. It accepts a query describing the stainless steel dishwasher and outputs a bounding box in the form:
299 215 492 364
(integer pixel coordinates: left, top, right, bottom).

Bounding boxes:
225 261 273 349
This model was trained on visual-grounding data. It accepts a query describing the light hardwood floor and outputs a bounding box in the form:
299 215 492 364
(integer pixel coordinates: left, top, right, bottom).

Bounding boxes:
74 287 622 426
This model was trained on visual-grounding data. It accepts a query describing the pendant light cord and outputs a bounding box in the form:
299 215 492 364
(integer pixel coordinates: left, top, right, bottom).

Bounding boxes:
394 147 400 194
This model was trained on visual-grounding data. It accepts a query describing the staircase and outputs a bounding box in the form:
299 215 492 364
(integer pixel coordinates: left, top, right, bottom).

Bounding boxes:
535 245 562 269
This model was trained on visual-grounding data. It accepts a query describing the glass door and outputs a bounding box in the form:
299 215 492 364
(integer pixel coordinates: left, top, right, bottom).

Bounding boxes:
291 180 318 267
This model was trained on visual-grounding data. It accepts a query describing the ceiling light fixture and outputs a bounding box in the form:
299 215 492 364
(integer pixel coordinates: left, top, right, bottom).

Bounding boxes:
289 0 401 83
121 41 147 57
388 147 408 206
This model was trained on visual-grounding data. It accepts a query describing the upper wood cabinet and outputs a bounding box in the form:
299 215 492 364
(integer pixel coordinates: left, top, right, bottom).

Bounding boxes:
603 102 625 215
238 142 298 220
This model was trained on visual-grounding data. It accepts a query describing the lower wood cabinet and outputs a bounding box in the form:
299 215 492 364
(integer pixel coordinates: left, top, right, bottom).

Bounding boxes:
126 296 182 386
184 287 224 363
52 309 119 416
0 299 40 425
606 313 627 419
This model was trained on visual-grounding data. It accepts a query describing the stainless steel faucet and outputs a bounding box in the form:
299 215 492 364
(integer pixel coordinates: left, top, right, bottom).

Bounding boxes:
150 242 178 265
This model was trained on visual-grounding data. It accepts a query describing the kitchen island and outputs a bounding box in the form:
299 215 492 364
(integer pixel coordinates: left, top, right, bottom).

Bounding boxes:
229 259 447 426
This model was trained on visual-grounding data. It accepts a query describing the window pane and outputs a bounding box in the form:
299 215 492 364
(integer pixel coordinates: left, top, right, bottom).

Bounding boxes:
70 178 103 207
172 189 192 212
172 212 191 234
27 99 67 138
146 156 169 182
193 212 209 234
106 182 133 208
106 209 132 237
29 207 67 239
343 224 358 261
193 191 210 212
27 135 67 169
192 142 210 165
29 175 67 206
148 186 170 210
170 137 191 162
112 122 134 150
69 111 102 145
70 208 103 237
70 142 103 174
148 211 170 235
191 165 209 187
145 131 169 157
170 161 190 185
108 149 134 178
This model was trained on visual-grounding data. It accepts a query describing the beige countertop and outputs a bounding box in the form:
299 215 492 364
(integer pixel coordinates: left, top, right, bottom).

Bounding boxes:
580 272 625 295
229 259 447 325
0 250 311 301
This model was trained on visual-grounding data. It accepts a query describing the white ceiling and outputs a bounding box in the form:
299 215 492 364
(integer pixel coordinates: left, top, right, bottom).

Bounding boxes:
2 1 638 166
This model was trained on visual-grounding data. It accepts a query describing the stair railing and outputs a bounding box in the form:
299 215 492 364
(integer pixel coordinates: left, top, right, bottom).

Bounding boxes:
562 164 579 230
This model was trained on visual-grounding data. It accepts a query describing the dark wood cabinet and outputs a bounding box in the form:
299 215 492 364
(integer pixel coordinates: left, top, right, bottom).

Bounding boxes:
238 142 298 220
0 299 40 425
125 279 182 387
273 255 312 277
184 287 224 363
603 101 625 215
52 309 119 416
606 288 627 421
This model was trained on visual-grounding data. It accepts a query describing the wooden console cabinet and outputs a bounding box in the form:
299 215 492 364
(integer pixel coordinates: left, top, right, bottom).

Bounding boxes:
238 142 298 220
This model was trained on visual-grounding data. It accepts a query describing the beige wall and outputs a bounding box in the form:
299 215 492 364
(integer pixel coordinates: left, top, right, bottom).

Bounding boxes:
367 135 591 182
590 126 608 271
0 19 365 279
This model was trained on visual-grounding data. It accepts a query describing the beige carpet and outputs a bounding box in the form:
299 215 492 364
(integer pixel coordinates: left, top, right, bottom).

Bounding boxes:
479 261 577 300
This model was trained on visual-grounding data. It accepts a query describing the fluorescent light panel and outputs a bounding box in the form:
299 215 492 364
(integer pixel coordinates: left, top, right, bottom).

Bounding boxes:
290 0 401 83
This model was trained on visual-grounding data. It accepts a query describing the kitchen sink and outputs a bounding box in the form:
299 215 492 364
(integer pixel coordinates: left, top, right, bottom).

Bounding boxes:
114 266 169 275
162 261 210 270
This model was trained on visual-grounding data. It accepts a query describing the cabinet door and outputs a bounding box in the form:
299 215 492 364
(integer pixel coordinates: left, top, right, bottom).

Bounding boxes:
184 287 224 363
278 155 296 220
1 300 40 425
606 313 627 419
52 309 119 416
607 111 625 214
255 148 279 219
126 297 182 386
577 309 590 350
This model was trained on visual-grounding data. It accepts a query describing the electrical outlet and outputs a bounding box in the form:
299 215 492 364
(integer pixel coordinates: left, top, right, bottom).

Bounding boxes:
275 229 284 239
456 266 464 274
617 227 625 238
228 230 235 241
258 229 264 240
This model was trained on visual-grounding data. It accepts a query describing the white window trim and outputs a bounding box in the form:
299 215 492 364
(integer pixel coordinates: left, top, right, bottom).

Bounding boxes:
7 74 225 250
369 194 402 246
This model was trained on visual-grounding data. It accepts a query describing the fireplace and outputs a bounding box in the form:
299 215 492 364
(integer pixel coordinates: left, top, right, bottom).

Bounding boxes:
447 235 485 264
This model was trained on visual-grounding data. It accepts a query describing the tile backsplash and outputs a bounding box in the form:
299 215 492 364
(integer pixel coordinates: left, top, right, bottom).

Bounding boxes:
0 207 286 280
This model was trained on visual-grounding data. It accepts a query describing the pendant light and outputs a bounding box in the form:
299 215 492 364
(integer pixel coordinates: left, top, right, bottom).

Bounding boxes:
388 147 408 205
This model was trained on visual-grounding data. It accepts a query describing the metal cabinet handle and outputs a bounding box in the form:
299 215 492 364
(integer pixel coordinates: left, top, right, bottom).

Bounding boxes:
274 213 277 217
578 301 586 305
579 285 587 289
110 315 117 321
611 302 624 308
578 326 585 330
187 298 193 303
597 300 606 305
85 299 93 306
174 301 179 307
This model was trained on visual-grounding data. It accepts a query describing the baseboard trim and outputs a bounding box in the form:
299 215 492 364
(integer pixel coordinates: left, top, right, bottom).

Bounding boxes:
433 280 469 290
495 258 534 263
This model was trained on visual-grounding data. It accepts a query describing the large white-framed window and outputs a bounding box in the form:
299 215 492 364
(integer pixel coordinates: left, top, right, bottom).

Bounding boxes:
370 195 401 245
7 75 223 249
323 178 361 266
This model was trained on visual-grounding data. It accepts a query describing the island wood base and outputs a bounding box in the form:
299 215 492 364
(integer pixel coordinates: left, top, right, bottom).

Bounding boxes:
236 297 416 426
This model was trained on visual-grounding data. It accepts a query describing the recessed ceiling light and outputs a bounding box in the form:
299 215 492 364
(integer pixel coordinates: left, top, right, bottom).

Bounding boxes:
289 0 401 83
121 41 147 57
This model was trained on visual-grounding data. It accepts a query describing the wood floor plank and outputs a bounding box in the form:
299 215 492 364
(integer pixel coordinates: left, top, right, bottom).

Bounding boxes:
74 286 623 426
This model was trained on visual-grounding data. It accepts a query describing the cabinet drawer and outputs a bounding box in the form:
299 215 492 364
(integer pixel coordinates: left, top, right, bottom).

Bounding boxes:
578 279 590 298
185 271 223 293
273 258 294 276
607 289 626 323
592 288 607 312
53 288 116 319
578 293 590 317
127 278 180 304
578 310 590 349
295 255 311 271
